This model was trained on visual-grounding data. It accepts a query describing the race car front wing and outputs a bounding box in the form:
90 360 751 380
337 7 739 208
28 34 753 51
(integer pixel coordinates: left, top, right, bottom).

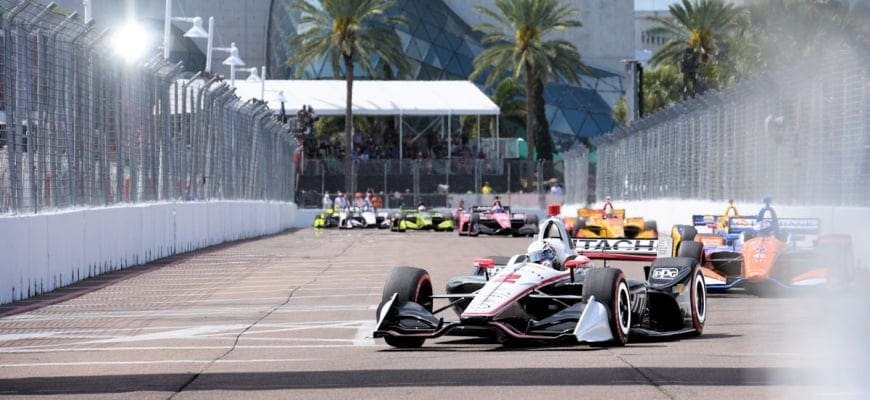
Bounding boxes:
373 293 616 344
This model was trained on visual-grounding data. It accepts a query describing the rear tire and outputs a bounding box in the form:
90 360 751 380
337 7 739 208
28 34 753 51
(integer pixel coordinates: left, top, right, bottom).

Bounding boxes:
689 265 707 336
582 268 630 346
573 219 587 237
379 266 433 348
470 213 480 235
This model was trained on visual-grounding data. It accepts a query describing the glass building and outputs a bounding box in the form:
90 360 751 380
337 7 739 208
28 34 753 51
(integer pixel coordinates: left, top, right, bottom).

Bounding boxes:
266 0 622 152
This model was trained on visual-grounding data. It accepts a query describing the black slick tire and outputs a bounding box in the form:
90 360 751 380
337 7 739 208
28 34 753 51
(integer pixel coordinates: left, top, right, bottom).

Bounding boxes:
379 266 433 348
582 268 630 346
689 265 707 335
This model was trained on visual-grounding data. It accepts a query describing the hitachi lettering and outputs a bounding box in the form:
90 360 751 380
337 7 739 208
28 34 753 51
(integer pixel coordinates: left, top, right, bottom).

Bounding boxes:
572 239 659 253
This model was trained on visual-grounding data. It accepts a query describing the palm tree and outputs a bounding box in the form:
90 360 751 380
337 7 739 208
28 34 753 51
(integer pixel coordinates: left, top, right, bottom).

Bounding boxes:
470 0 584 161
286 0 409 193
744 0 862 69
648 0 741 96
642 64 684 114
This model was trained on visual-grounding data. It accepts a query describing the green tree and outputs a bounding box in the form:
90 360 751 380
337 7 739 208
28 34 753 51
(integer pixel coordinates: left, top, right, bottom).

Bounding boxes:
649 0 742 97
460 76 527 152
642 64 684 114
612 96 627 125
741 0 865 73
286 0 409 193
470 0 585 161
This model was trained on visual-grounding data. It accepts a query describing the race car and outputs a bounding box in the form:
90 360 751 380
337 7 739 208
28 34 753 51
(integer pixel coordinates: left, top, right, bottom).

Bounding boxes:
338 206 390 229
456 205 539 237
564 198 658 239
390 208 454 232
674 198 854 293
313 207 340 228
374 206 707 348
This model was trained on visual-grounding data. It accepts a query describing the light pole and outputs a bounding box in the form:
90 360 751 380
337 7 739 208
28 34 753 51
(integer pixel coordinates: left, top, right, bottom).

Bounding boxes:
244 66 267 100
163 0 209 60
210 42 245 87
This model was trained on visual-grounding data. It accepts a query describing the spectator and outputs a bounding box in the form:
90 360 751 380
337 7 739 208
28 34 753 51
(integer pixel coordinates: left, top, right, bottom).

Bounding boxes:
372 192 384 209
322 191 333 209
481 181 492 194
353 192 366 208
550 182 564 195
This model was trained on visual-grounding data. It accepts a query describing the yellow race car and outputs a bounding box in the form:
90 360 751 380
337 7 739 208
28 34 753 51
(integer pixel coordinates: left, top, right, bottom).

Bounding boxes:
563 199 657 239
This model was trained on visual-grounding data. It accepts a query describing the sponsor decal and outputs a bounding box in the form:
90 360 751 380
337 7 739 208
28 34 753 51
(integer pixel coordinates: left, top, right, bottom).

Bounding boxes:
573 239 659 254
651 267 679 280
753 245 766 262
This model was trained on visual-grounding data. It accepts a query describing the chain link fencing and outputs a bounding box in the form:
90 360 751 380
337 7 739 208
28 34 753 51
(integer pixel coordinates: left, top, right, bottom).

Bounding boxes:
564 46 868 207
295 158 566 209
0 1 296 215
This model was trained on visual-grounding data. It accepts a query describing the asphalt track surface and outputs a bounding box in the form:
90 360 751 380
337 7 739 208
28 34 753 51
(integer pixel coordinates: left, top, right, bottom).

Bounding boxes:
1 228 868 399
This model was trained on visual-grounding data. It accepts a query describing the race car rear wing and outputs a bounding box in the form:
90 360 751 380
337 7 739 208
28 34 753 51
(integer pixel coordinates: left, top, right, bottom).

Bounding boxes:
471 205 512 213
692 214 720 230
572 238 670 262
578 208 625 220
727 217 821 236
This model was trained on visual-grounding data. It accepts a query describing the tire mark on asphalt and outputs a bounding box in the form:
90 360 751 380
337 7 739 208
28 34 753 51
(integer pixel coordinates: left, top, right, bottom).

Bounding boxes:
168 232 360 399
614 351 676 400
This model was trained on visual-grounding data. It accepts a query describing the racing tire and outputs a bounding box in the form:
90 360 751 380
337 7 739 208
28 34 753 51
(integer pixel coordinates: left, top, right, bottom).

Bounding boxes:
644 220 658 234
689 265 707 336
526 214 540 236
816 235 855 291
582 268 631 346
573 219 587 237
676 241 704 264
469 213 480 236
379 266 433 348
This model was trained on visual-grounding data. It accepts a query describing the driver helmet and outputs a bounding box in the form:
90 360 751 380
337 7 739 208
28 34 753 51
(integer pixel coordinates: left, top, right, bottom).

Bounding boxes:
526 241 556 264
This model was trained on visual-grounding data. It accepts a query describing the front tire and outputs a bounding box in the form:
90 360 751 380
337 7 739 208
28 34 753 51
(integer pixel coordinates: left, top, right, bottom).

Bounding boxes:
583 268 631 346
689 265 707 335
379 266 433 348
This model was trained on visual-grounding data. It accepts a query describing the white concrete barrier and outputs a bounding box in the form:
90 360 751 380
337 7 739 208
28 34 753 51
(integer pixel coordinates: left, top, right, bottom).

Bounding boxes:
0 201 296 305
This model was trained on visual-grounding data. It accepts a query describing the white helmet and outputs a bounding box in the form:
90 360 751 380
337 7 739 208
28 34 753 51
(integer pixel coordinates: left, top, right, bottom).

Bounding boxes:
526 241 556 265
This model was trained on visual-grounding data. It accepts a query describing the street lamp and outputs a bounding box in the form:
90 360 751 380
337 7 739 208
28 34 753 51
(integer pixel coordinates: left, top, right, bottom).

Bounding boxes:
244 66 267 100
212 42 245 87
163 0 210 60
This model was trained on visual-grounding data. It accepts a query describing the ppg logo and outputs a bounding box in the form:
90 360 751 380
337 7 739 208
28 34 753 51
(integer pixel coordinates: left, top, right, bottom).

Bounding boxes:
651 268 679 280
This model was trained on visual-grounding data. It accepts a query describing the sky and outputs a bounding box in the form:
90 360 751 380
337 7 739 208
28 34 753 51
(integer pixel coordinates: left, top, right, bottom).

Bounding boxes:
635 0 681 10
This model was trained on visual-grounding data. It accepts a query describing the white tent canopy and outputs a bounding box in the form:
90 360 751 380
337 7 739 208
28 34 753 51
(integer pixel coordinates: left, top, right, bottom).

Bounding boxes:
230 80 500 116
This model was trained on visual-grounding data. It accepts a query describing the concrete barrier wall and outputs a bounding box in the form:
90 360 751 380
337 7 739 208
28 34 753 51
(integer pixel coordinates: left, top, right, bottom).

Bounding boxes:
0 201 296 305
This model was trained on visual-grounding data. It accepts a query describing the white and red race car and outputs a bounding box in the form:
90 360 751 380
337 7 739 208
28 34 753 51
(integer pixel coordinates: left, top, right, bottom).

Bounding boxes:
374 205 706 348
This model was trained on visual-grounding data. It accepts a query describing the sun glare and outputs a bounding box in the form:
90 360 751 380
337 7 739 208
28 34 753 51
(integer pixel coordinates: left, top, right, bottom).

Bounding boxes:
112 22 151 63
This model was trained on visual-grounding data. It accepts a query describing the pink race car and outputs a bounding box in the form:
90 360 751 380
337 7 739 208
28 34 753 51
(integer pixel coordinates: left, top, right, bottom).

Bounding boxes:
457 205 539 237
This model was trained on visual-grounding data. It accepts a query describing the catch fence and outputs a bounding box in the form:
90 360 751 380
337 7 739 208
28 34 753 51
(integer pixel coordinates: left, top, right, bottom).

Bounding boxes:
0 1 296 215
565 46 869 207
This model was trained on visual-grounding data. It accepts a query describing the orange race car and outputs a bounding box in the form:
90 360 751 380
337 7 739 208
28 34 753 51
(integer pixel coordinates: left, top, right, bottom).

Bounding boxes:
671 198 854 293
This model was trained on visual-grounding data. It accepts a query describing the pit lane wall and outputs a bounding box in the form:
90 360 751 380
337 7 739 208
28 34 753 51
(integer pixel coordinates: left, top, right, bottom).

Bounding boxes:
0 201 296 305
562 200 870 269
